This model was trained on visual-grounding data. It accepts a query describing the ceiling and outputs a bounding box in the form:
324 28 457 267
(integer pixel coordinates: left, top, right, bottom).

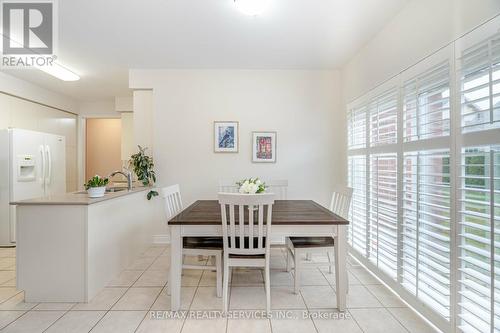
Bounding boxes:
2 0 409 102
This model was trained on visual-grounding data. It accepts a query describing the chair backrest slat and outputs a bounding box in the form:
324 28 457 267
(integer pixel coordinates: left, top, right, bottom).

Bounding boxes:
219 179 288 200
161 184 183 221
218 180 239 193
238 205 244 249
218 193 275 255
329 186 353 219
258 204 264 249
266 179 288 200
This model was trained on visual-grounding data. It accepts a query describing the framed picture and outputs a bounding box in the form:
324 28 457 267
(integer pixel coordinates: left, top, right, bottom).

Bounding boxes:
252 131 276 163
214 121 239 153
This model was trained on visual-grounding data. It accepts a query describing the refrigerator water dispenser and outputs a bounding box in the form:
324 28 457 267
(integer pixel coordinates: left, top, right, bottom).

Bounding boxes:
17 155 36 182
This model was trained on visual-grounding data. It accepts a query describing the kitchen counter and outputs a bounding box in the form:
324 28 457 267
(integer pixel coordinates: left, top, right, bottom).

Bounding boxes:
11 186 150 205
15 186 162 302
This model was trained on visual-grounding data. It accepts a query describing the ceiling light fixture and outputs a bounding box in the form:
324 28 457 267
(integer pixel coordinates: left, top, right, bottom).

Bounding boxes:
5 36 80 81
233 0 269 16
37 63 80 81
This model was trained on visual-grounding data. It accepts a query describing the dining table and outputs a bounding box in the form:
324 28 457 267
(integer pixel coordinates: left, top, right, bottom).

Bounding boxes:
167 199 350 311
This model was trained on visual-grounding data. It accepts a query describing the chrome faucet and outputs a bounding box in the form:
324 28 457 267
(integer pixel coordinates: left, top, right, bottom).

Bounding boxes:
108 170 133 190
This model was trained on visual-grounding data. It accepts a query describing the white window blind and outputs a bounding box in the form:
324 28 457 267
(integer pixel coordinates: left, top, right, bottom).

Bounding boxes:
346 19 500 333
402 150 451 318
403 62 450 141
370 89 398 146
369 154 398 279
348 155 367 254
348 105 367 149
460 32 500 133
458 146 500 333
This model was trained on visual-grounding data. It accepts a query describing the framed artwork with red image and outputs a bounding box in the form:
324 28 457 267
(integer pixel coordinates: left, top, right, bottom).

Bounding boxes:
252 131 276 163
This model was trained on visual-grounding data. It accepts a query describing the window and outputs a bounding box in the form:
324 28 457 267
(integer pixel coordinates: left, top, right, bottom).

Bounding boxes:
460 32 500 133
348 105 367 149
348 155 367 254
458 146 500 333
402 150 451 318
370 89 398 146
346 19 500 333
403 62 450 141
369 154 398 278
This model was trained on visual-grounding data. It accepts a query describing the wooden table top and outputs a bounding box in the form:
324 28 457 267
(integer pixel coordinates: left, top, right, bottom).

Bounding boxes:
168 200 349 226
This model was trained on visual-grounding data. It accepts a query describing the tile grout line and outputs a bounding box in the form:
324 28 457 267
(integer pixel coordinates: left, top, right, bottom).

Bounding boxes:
300 264 368 333
83 249 163 333
178 256 208 333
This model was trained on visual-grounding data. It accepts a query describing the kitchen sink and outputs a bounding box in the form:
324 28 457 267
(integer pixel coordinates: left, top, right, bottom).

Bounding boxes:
106 187 127 192
73 187 128 194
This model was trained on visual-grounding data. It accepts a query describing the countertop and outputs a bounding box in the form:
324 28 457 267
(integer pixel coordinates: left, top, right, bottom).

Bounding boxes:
11 186 151 206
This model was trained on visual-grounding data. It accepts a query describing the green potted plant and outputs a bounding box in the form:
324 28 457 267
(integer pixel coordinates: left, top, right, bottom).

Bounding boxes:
84 175 109 198
129 145 159 200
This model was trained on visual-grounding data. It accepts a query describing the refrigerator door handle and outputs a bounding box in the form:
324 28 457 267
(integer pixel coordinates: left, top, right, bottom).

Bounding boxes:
39 145 46 188
45 145 52 186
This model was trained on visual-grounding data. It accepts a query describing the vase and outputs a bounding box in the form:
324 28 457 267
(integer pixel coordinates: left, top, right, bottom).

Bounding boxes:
87 186 106 198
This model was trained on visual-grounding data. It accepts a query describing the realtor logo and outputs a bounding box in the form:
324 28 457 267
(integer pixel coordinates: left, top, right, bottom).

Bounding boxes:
0 0 57 68
2 2 53 54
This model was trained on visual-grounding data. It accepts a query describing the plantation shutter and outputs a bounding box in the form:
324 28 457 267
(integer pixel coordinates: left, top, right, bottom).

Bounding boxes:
460 32 500 133
348 105 367 149
370 89 398 146
458 146 500 333
369 153 398 278
348 155 368 254
402 150 451 318
403 62 451 141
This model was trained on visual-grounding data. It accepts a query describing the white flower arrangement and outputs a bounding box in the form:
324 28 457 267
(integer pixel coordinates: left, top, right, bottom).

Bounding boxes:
236 178 267 194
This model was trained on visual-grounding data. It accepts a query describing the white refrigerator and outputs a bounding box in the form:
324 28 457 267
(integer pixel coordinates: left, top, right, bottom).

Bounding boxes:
0 128 66 246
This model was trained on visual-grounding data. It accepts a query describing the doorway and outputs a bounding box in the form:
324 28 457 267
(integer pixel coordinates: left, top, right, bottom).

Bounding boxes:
85 118 122 180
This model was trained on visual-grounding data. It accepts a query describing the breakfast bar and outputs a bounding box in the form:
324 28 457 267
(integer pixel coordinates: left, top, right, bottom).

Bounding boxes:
13 187 159 303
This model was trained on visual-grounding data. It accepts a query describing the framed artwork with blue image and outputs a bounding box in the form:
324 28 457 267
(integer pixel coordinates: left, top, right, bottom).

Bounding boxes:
214 121 239 153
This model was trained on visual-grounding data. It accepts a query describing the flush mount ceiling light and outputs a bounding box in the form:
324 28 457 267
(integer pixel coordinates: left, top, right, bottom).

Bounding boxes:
6 36 80 81
233 0 269 16
37 63 80 81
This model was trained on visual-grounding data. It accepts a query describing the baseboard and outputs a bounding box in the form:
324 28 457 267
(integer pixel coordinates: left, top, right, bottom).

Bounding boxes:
153 234 170 244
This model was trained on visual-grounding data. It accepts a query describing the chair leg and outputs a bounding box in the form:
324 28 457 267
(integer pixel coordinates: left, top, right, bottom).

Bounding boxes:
306 252 312 261
215 253 222 298
265 264 271 314
294 249 301 294
223 260 229 312
327 251 333 274
286 248 292 273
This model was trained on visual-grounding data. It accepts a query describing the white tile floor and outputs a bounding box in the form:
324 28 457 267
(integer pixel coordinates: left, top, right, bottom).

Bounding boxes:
0 246 440 333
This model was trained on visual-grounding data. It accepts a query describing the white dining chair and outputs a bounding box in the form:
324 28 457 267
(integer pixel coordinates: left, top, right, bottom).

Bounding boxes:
218 179 288 200
162 184 223 297
218 180 239 193
266 179 288 200
285 187 353 294
218 193 275 313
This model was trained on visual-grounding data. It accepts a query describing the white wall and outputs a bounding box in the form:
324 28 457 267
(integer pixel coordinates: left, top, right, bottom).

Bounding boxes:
130 69 343 208
341 0 500 103
120 112 135 162
0 72 78 113
115 96 133 112
132 90 154 154
78 100 118 118
0 73 79 192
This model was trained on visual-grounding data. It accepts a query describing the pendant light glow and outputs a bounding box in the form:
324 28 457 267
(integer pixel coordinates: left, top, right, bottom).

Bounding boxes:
233 0 269 16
